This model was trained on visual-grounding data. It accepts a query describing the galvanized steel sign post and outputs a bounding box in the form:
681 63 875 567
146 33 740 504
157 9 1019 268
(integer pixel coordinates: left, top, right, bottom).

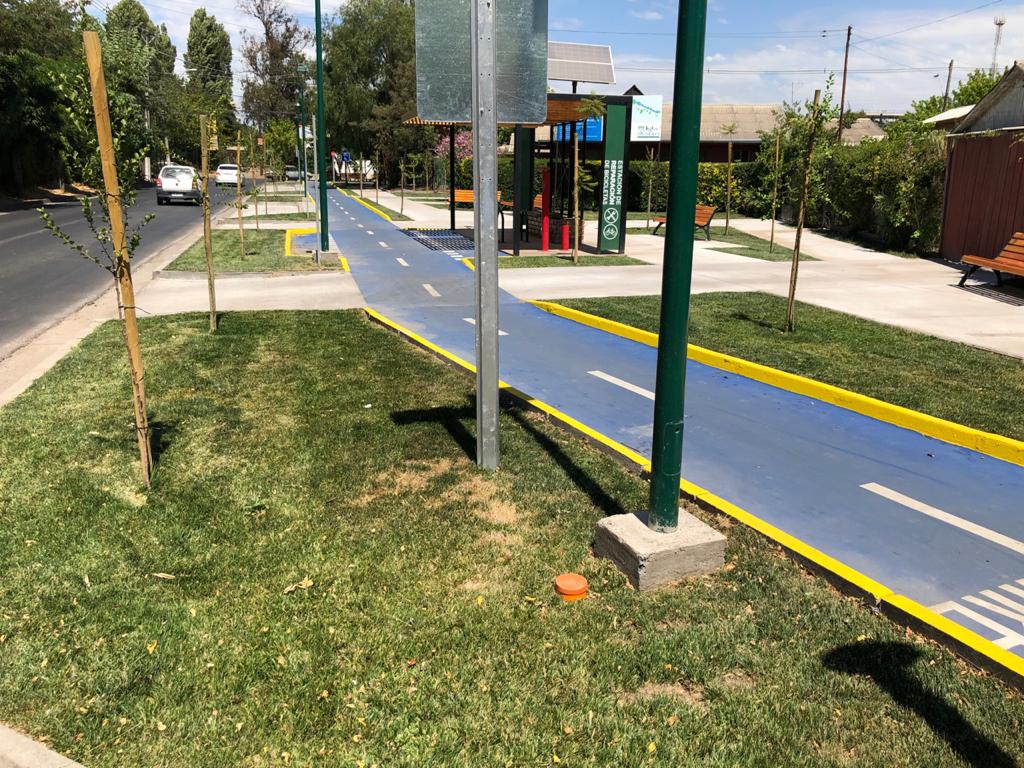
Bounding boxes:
415 0 547 470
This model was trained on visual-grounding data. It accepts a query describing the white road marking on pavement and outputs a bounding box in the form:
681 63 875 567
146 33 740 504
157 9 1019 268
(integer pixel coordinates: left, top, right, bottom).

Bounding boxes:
422 283 440 298
366 231 374 235
357 223 363 228
463 317 508 335
588 370 655 400
378 241 389 248
964 594 1024 623
396 257 409 266
861 482 1024 556
0 229 45 247
931 600 1024 649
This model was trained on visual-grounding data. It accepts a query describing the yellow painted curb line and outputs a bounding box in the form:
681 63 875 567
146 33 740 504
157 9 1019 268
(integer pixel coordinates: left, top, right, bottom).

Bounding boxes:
284 227 317 258
530 300 1024 467
338 256 349 272
364 303 1024 684
461 257 475 271
340 189 393 222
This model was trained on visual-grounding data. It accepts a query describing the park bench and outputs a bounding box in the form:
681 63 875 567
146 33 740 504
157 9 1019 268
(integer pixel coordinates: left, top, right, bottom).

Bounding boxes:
455 189 506 239
652 204 717 240
959 233 1024 286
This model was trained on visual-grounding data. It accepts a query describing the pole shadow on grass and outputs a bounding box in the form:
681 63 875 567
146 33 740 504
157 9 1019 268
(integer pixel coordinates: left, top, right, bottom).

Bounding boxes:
822 641 1017 768
389 398 626 517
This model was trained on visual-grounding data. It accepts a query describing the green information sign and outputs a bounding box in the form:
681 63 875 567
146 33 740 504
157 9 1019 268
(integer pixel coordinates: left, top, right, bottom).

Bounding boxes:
598 103 627 253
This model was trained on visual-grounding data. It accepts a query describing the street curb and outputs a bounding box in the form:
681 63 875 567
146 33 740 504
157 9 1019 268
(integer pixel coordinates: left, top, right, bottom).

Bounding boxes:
153 269 344 280
0 220 204 408
0 724 83 768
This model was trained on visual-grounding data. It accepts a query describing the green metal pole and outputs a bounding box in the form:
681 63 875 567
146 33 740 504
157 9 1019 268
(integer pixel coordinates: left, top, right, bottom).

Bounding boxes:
314 0 329 251
647 0 709 532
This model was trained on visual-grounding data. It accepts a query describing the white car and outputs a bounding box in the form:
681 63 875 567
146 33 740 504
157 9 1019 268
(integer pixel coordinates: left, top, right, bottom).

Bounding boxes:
156 165 200 205
215 164 240 186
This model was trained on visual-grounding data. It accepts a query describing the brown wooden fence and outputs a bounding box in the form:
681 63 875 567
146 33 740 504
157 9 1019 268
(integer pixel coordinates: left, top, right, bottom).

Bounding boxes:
940 130 1024 262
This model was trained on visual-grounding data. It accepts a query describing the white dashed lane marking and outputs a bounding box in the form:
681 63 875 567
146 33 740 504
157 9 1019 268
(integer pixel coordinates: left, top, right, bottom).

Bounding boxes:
861 483 1024 556
463 318 508 335
588 370 654 401
422 283 440 298
378 241 389 248
396 257 409 266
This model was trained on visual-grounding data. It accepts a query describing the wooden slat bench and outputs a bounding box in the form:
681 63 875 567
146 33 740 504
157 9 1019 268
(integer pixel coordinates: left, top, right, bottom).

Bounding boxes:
959 233 1024 286
652 204 717 240
454 189 505 239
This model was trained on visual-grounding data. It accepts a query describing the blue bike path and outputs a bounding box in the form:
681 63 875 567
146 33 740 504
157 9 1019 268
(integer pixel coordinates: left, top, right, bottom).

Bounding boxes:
322 186 1024 661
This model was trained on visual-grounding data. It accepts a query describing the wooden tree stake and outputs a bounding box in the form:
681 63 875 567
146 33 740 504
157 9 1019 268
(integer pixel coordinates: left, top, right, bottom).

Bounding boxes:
236 130 245 257
769 130 781 254
83 30 152 487
200 114 217 333
785 89 821 333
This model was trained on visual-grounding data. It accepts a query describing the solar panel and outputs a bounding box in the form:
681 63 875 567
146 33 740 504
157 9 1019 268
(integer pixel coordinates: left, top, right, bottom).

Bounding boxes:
547 41 615 84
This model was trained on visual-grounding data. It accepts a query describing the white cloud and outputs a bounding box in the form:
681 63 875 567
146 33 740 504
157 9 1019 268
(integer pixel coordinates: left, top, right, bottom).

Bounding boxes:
630 9 664 21
552 17 585 31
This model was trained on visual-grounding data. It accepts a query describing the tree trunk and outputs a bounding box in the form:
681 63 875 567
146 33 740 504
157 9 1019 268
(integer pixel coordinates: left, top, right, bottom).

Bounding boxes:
785 90 821 333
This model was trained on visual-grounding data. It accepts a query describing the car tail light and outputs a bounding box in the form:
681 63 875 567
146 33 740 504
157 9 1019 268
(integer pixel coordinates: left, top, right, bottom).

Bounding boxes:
156 176 162 188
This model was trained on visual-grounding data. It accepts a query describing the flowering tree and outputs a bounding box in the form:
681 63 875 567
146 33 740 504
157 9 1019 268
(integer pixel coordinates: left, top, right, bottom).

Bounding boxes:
434 128 472 162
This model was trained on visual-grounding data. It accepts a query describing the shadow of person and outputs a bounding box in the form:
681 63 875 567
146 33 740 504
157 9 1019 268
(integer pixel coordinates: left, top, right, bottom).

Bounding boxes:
822 641 1017 768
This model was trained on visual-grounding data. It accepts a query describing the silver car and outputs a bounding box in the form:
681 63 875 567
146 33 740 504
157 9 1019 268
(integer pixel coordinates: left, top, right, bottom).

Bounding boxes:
156 165 200 205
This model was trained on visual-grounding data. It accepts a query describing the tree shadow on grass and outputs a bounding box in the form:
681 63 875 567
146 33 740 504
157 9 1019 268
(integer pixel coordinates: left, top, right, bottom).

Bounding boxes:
389 398 626 518
822 641 1017 768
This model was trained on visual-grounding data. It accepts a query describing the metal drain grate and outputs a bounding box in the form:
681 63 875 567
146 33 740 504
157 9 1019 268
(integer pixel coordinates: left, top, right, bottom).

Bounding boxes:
402 228 475 253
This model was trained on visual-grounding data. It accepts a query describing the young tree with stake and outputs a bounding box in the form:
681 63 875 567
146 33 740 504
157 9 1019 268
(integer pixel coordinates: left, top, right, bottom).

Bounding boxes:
41 31 155 487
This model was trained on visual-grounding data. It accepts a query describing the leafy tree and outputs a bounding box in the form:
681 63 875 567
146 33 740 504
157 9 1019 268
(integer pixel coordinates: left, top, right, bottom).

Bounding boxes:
185 9 232 101
324 0 434 185
264 117 297 172
952 68 1001 107
0 0 80 59
104 0 175 84
240 0 310 130
0 51 65 192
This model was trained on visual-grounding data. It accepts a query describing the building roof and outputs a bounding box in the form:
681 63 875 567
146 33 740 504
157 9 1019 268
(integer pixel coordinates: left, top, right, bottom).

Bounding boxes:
922 104 975 128
547 42 615 85
827 116 886 144
952 60 1024 134
660 103 782 143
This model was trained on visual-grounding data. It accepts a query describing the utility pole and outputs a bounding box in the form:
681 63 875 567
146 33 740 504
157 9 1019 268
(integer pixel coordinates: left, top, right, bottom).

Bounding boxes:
647 0 709 531
942 59 954 111
837 25 852 144
314 0 330 252
992 16 1006 77
199 114 217 333
471 0 499 470
83 30 152 488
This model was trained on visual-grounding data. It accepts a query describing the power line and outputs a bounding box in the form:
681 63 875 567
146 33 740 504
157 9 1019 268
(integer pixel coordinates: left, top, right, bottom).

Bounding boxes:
617 64 984 75
856 0 1003 44
550 27 848 39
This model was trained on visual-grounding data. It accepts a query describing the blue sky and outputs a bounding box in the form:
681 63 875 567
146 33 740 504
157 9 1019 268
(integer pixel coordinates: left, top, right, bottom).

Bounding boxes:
136 0 1023 114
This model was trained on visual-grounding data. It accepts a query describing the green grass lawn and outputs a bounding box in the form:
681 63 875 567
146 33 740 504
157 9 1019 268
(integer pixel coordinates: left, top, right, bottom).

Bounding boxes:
0 309 1021 766
250 194 307 203
241 213 317 222
626 226 816 262
561 292 1024 441
165 231 342 273
463 253 648 269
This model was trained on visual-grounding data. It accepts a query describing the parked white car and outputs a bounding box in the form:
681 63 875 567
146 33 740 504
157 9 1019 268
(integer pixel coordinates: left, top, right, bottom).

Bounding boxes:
155 164 200 205
215 164 240 186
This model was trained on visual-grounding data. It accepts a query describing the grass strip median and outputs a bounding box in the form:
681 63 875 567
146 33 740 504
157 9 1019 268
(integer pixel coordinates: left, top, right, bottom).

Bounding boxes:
0 310 1020 766
165 230 342 273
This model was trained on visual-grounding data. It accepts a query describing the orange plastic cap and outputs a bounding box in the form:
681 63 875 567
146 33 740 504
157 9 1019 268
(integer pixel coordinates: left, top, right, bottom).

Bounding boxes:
554 573 589 601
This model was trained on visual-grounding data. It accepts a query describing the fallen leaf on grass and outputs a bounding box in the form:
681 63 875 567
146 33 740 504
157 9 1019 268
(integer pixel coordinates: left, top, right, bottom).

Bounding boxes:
647 741 657 754
284 576 314 594
156 721 166 732
146 641 157 655
151 573 176 580
475 596 485 607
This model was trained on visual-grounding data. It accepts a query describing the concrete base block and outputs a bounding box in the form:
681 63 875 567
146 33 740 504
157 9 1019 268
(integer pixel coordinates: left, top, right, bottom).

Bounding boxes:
594 510 726 591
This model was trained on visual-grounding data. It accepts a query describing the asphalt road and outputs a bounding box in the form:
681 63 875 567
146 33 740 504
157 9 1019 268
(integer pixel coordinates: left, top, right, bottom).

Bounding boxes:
0 183 240 359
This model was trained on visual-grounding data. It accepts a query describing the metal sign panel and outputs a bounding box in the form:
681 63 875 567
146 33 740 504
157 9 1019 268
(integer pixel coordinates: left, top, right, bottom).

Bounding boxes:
554 116 604 142
630 95 663 142
598 103 627 253
415 0 548 124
